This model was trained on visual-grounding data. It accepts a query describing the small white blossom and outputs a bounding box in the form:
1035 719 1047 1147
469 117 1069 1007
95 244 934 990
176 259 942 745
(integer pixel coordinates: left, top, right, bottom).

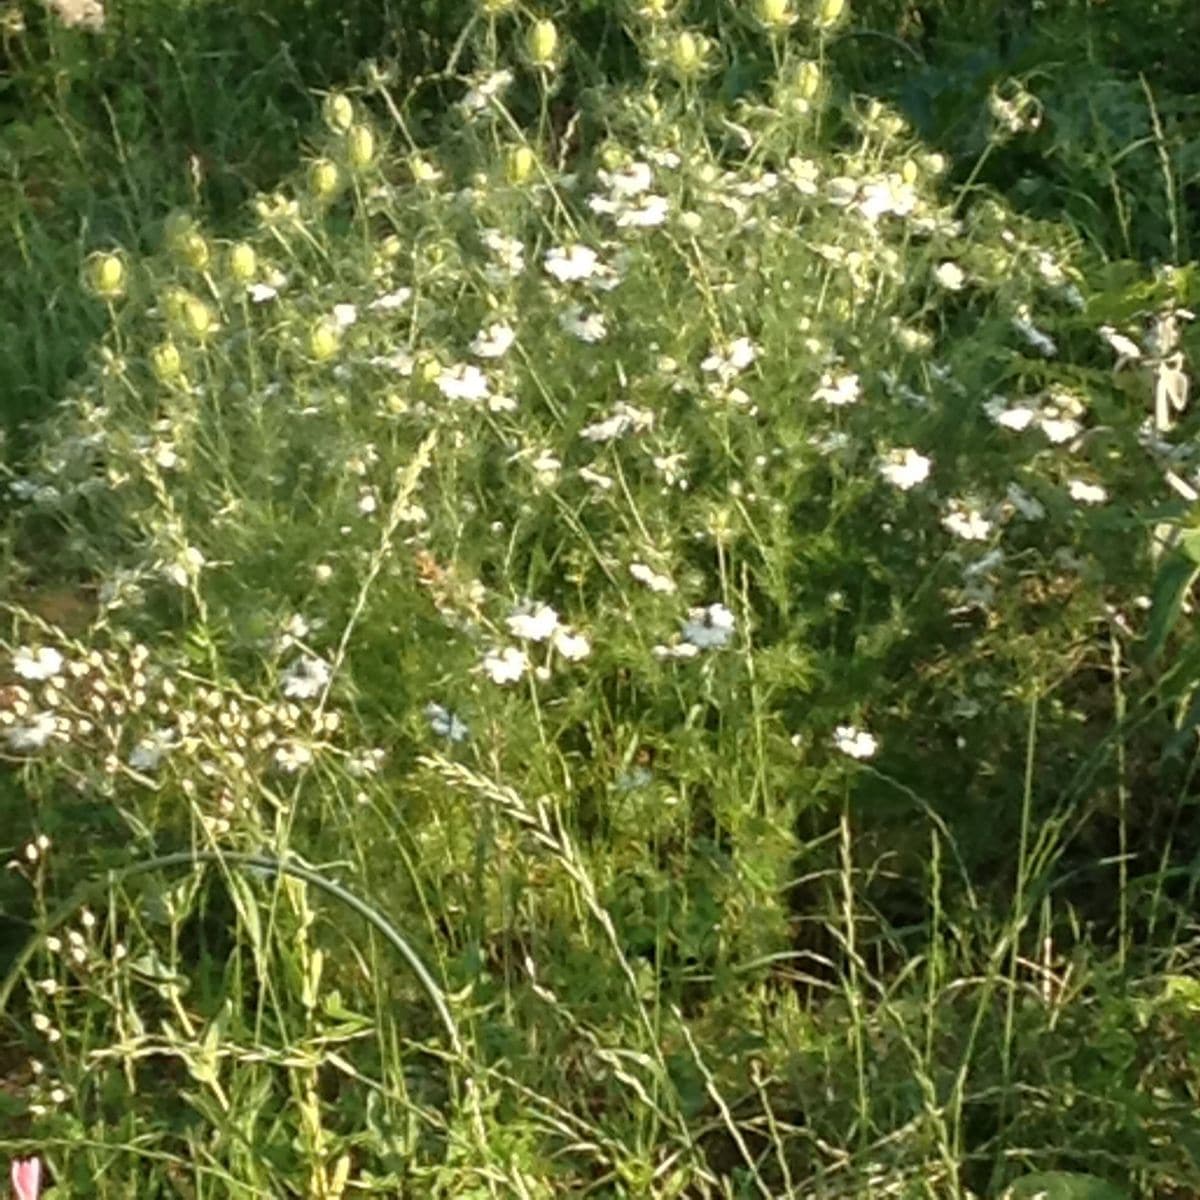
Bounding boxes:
833 724 877 760
580 402 654 443
652 642 701 661
13 647 64 682
551 627 592 661
984 394 1038 432
274 741 314 773
1098 325 1142 364
578 466 614 490
630 562 676 593
942 500 993 541
425 702 469 743
436 363 490 403
544 244 599 283
682 603 736 650
559 306 608 343
481 646 529 684
1068 479 1108 505
6 712 58 753
933 261 966 291
701 337 758 381
482 230 526 279
877 447 932 491
331 303 358 328
506 602 560 642
129 728 177 772
247 282 279 303
281 656 331 701
470 321 516 359
615 194 669 228
812 371 861 407
368 287 413 312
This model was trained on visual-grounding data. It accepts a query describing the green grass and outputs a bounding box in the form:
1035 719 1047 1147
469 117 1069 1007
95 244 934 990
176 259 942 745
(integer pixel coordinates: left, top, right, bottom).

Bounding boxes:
2 0 1200 1196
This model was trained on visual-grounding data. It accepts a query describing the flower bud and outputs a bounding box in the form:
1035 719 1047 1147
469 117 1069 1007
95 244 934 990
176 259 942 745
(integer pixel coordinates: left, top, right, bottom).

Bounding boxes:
181 297 214 339
307 158 340 200
150 341 183 382
816 0 846 28
322 93 355 134
480 0 515 12
177 230 210 270
228 242 257 282
86 252 126 299
794 60 821 98
755 0 793 27
670 30 705 74
505 145 536 185
526 19 558 66
901 158 919 186
308 320 341 361
347 124 375 168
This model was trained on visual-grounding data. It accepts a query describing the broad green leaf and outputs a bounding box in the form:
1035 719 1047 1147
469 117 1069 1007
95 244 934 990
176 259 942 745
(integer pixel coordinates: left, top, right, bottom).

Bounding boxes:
1143 551 1200 664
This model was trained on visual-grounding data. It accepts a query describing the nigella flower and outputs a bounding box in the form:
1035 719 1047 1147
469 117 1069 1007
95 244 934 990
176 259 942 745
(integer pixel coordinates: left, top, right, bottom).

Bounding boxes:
942 499 993 541
6 713 58 753
811 371 861 407
436 363 490 403
425 702 469 743
543 244 599 283
551 626 591 661
481 646 529 684
681 603 735 649
629 562 676 594
505 602 560 642
877 447 931 491
281 656 331 701
469 321 516 359
701 337 757 382
1067 479 1108 505
129 727 178 772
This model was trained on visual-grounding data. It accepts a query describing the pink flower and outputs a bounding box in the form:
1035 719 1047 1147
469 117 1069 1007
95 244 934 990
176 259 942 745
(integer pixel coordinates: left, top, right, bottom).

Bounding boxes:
11 1158 41 1200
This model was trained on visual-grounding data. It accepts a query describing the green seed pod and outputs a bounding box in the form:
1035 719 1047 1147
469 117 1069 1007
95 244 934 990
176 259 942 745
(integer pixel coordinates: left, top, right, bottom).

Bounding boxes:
816 0 846 29
755 0 793 27
182 297 214 339
177 230 210 271
670 30 705 74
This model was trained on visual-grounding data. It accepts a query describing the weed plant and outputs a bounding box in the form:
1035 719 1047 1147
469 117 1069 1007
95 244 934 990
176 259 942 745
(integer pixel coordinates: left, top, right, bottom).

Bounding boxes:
2 0 1200 1196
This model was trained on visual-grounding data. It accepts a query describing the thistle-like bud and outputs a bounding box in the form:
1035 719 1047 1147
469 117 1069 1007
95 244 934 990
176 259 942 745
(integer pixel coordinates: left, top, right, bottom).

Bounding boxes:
816 0 846 29
308 158 341 200
177 230 210 271
150 341 183 383
670 30 707 75
505 145 536 185
181 297 214 339
308 320 341 361
322 92 355 134
228 242 258 282
85 252 126 299
526 19 559 66
347 124 375 169
755 0 794 28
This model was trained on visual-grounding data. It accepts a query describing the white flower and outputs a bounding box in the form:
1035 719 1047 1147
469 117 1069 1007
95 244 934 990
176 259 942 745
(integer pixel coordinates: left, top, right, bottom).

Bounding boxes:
1038 412 1081 444
436 363 490 403
368 349 415 375
368 287 413 311
425 702 469 743
682 603 736 650
551 627 592 661
544 244 599 283
812 371 861 407
481 646 529 684
506 602 560 642
1006 482 1046 521
530 451 562 482
599 161 653 197
13 646 64 681
247 282 279 303
470 321 516 359
942 500 993 541
877 447 932 491
858 175 917 221
460 68 514 114
6 712 58 753
933 261 966 291
274 741 314 773
559 306 608 343
281 656 331 701
357 488 378 516
833 724 877 759
1068 479 1108 505
482 230 526 279
331 303 358 328
984 394 1038 432
616 194 669 228
630 562 676 593
580 402 654 443
701 337 758 381
129 728 177 772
